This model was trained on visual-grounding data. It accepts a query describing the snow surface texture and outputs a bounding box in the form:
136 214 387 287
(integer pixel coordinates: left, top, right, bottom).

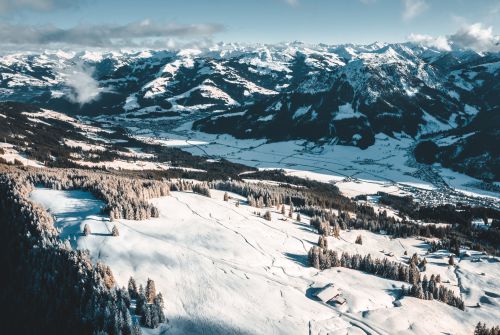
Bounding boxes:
30 188 500 335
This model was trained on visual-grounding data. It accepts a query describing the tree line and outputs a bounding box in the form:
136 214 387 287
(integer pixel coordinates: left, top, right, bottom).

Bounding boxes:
0 165 168 334
474 322 500 335
209 179 355 212
10 166 170 220
0 167 140 334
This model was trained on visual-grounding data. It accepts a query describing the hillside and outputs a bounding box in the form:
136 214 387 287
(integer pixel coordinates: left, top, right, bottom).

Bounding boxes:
29 186 500 335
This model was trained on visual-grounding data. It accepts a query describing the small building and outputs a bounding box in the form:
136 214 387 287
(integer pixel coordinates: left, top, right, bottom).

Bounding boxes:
314 284 341 303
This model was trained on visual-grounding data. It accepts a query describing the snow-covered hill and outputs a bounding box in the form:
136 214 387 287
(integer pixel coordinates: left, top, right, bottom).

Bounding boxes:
30 187 500 335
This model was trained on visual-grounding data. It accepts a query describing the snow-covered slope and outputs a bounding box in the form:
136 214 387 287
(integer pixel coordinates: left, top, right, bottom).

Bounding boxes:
30 187 500 335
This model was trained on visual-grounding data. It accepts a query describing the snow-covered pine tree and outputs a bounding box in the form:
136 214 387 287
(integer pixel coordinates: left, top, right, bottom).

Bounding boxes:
318 235 328 249
135 289 146 316
83 223 91 236
146 278 156 304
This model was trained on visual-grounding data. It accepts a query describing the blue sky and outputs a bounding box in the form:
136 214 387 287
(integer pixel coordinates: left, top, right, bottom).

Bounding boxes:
1 0 499 48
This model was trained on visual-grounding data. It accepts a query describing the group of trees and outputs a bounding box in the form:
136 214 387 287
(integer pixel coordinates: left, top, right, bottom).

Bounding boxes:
308 246 422 285
305 206 451 240
0 167 144 334
308 242 464 310
170 180 211 197
83 223 120 237
10 167 170 221
127 277 166 329
428 237 462 255
209 179 355 212
310 216 332 236
474 322 500 335
402 273 464 310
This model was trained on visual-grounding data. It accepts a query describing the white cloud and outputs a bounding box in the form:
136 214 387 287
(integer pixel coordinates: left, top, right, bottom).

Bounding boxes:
282 0 299 7
407 33 451 51
402 0 429 21
63 64 108 105
449 23 500 52
0 20 224 48
408 23 500 53
0 0 79 12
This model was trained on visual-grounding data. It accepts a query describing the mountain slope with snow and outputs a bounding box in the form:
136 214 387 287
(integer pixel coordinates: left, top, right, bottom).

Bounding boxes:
1 43 499 180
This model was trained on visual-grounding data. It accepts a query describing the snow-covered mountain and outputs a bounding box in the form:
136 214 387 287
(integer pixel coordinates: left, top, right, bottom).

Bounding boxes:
0 42 499 179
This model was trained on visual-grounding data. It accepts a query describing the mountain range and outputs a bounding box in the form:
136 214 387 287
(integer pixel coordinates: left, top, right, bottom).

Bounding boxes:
0 42 498 180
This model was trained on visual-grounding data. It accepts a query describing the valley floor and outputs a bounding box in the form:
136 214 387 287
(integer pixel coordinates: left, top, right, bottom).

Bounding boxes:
108 117 499 208
30 188 500 335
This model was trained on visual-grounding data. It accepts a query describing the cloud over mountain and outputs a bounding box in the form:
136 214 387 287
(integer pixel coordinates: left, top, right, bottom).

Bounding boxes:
449 23 500 52
408 23 499 52
0 19 224 48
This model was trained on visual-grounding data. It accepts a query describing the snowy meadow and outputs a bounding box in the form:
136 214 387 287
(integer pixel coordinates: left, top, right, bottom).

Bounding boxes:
30 187 500 335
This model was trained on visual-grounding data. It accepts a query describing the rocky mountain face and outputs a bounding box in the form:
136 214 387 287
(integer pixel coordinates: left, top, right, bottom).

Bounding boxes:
0 43 498 180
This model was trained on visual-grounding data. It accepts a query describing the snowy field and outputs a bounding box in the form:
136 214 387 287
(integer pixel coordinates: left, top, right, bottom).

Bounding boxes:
120 120 499 205
30 188 500 335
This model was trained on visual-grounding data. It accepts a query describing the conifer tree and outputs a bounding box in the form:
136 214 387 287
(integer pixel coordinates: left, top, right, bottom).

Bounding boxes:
146 278 156 304
263 211 272 221
83 223 91 236
333 223 340 238
154 293 166 323
318 235 328 249
135 290 146 316
132 323 142 335
128 277 138 299
111 225 119 237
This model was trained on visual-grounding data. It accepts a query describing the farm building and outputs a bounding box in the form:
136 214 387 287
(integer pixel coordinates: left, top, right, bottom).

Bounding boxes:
314 284 341 303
